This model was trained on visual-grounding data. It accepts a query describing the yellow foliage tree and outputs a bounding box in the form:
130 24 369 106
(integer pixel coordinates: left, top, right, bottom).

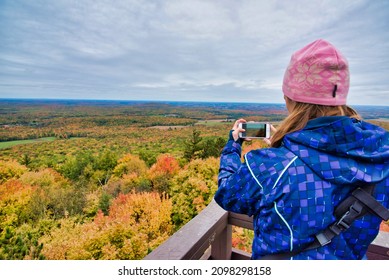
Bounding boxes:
0 160 28 183
105 154 151 195
0 179 34 229
112 154 148 178
169 157 219 229
19 168 68 188
19 168 85 219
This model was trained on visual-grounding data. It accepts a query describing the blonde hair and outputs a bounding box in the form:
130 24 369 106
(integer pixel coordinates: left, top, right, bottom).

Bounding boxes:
271 97 361 148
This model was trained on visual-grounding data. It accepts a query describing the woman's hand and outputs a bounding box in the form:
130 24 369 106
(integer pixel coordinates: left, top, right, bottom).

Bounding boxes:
232 119 247 142
263 124 277 145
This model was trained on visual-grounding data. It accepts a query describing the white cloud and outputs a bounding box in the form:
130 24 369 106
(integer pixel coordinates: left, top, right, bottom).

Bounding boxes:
160 0 237 39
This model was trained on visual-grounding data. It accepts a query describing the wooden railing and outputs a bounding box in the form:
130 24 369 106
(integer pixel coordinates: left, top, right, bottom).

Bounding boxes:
144 200 389 260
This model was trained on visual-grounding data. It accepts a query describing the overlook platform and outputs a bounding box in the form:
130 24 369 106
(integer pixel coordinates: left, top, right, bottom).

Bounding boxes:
145 200 389 260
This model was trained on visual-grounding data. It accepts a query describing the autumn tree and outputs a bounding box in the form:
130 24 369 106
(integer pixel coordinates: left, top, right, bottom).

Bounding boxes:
0 179 45 260
105 154 151 196
19 169 85 220
0 179 34 230
149 154 180 193
112 154 148 178
242 140 268 156
0 160 28 183
231 227 253 254
40 192 173 260
169 157 219 229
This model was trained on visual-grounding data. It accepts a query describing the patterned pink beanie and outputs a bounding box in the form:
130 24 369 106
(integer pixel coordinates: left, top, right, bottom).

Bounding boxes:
282 39 349 106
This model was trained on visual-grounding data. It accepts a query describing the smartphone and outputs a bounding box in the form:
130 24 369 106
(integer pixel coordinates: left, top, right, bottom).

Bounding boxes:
238 122 271 139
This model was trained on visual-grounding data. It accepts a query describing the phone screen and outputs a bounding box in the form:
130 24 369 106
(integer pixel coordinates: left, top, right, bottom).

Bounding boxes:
242 123 267 138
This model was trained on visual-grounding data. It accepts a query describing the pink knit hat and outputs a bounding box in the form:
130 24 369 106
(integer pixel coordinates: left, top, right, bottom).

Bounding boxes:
282 39 349 106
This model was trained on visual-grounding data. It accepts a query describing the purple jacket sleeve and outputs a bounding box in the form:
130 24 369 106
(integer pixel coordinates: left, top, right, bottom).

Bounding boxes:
214 131 262 216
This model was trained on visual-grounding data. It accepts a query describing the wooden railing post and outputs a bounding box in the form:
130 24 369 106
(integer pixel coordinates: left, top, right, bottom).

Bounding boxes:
211 223 232 260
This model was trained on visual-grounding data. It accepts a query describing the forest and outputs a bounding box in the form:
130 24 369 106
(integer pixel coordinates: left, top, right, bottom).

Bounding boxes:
0 99 388 260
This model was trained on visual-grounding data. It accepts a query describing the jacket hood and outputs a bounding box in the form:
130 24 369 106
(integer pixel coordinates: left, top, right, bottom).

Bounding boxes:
283 116 389 186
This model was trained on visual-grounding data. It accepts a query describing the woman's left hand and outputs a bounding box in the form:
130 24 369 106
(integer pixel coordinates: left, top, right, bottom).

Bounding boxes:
232 119 247 142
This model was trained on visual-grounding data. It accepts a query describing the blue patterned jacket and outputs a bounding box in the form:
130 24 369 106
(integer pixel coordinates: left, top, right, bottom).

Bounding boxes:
215 116 389 259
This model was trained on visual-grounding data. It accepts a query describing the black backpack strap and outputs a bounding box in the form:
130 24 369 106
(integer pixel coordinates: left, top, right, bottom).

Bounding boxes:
314 185 389 247
258 184 389 260
352 188 389 221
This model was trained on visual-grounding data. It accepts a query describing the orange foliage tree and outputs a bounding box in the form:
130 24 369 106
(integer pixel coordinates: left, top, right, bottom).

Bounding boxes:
40 191 173 260
241 140 268 156
148 154 180 193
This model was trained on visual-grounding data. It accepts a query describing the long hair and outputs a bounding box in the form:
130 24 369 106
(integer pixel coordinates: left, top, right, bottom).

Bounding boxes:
270 97 361 148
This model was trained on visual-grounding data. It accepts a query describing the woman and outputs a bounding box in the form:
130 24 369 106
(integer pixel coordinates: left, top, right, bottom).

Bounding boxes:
215 39 389 260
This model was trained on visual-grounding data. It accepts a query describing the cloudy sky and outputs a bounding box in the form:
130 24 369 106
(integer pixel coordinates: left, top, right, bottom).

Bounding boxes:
0 0 388 105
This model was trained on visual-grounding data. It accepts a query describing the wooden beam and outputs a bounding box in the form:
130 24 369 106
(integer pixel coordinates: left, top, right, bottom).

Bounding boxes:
231 248 251 260
228 212 254 230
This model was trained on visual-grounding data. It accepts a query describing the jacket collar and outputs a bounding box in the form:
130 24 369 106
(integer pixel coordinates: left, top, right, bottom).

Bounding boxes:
304 116 352 130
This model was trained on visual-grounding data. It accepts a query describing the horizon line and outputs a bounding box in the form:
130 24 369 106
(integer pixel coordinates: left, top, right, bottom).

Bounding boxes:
0 97 388 107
